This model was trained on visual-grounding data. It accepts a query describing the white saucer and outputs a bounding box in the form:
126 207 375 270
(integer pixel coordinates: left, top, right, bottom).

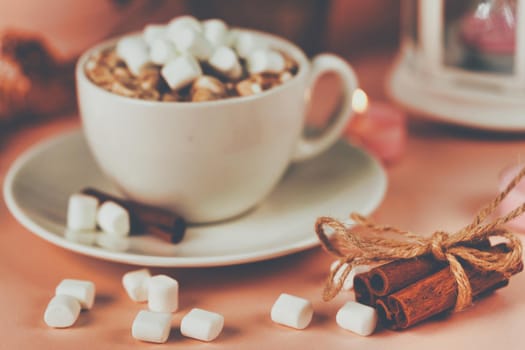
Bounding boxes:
4 130 387 267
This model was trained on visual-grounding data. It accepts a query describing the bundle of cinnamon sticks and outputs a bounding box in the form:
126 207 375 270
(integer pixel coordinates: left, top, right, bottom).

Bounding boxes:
352 242 522 329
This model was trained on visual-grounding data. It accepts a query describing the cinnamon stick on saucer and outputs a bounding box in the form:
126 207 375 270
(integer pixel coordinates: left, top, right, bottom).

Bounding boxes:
81 187 186 243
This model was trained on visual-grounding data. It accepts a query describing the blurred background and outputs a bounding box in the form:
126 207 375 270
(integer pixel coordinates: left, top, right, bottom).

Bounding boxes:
0 0 400 60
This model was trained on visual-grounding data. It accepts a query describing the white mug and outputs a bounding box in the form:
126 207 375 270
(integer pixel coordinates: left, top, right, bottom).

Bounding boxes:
76 30 358 223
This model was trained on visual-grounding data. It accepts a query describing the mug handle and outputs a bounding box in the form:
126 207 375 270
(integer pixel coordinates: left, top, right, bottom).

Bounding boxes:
291 54 358 162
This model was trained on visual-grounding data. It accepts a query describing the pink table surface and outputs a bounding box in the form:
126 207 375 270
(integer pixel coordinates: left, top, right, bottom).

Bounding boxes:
2 52 525 350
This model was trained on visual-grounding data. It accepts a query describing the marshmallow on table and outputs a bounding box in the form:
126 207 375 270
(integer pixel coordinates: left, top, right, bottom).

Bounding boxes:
330 261 372 291
44 295 81 328
132 310 172 344
55 279 96 310
202 19 229 48
116 36 151 76
96 201 130 236
180 308 224 342
247 49 285 74
161 55 202 91
67 194 98 231
150 38 178 65
123 268 151 302
96 233 130 252
208 46 242 80
143 24 167 46
148 275 179 313
169 26 212 61
234 32 267 58
336 301 378 336
270 293 313 330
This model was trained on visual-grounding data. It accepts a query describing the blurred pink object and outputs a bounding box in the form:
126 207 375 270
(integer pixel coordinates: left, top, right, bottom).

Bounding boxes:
345 89 406 164
498 164 525 231
460 0 516 54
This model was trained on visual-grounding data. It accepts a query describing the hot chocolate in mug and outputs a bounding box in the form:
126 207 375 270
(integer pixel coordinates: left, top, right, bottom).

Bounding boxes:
76 29 358 223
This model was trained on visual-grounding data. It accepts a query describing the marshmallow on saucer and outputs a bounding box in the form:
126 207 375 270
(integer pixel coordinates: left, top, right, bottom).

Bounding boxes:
202 19 229 48
96 201 130 236
180 308 224 342
143 24 167 46
67 194 98 231
150 38 179 65
247 49 285 74
208 46 242 80
336 301 378 336
44 295 81 328
161 55 202 91
132 310 172 343
270 293 313 330
55 279 96 310
116 36 150 76
64 229 98 246
170 26 212 61
96 233 130 252
148 275 179 313
234 32 266 58
123 268 151 302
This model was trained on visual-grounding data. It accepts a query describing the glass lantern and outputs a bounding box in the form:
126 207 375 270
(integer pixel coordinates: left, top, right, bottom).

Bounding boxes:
389 0 525 130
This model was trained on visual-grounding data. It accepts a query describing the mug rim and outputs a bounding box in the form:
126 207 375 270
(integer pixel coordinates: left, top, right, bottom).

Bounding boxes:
76 28 309 108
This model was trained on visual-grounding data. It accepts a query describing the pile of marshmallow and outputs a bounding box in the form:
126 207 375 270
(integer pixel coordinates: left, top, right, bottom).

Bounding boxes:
120 15 288 88
65 193 131 252
87 15 295 101
124 269 224 343
43 271 224 343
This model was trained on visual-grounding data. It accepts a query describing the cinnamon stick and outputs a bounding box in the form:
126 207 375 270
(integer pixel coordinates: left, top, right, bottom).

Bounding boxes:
368 240 491 296
375 298 396 329
386 245 522 329
81 187 186 243
353 272 376 306
368 255 446 296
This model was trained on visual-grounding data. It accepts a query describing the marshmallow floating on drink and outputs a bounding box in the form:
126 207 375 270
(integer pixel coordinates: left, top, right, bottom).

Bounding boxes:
85 15 297 102
161 55 202 91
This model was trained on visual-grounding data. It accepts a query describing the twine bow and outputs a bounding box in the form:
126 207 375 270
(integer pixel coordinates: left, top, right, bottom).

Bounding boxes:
316 167 525 311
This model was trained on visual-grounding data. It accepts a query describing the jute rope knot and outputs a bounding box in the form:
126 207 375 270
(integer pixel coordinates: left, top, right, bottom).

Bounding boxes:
430 231 449 261
316 167 525 312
